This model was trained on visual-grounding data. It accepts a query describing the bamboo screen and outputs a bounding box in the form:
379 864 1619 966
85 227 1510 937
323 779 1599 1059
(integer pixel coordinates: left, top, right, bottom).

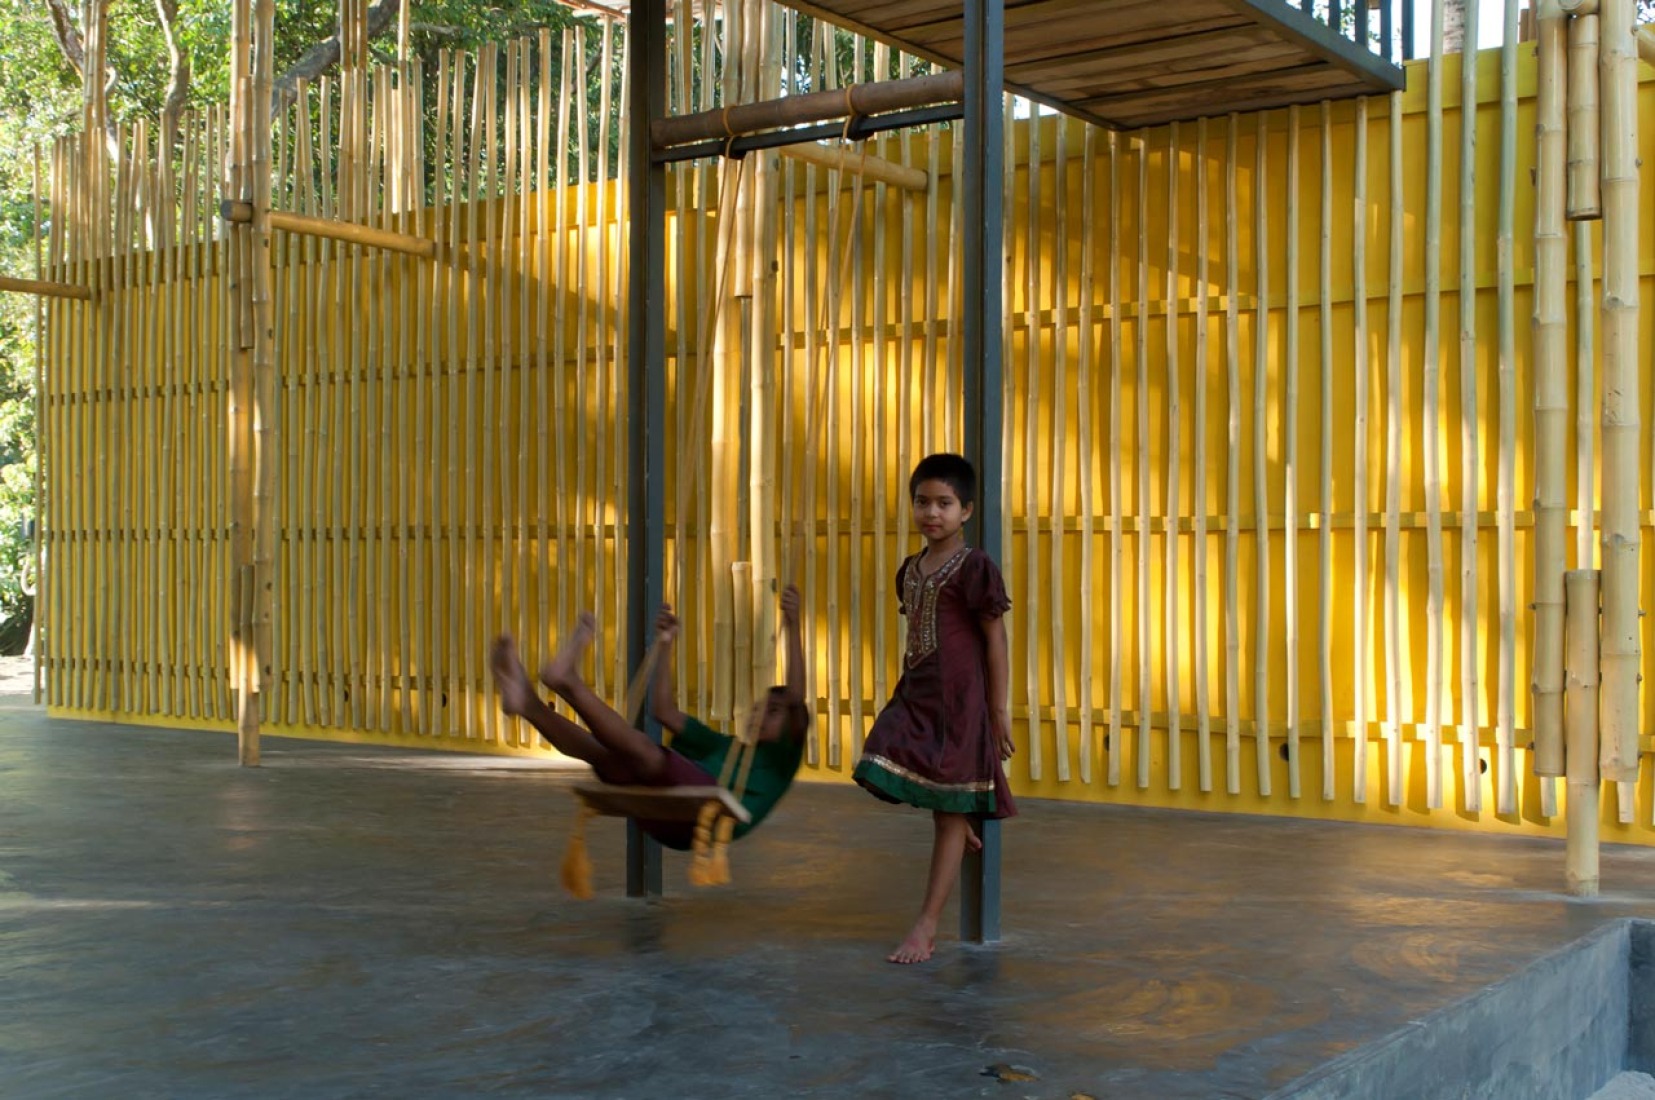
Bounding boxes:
31 10 1655 843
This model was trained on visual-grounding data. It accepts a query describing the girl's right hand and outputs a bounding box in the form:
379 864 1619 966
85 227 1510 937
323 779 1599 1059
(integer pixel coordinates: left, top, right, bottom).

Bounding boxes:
655 603 679 640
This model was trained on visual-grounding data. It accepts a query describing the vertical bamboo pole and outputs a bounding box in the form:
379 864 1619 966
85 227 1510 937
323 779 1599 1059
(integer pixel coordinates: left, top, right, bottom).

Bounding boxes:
459 48 484 736
250 0 275 712
1320 101 1336 801
228 0 258 761
797 22 821 766
1028 112 1046 782
1567 15 1602 221
375 65 396 733
868 38 889 731
1107 129 1123 788
1079 123 1097 786
446 55 465 736
1564 568 1600 895
1459 6 1483 811
1284 106 1301 799
1194 117 1212 793
1533 0 1569 781
1051 117 1070 784
1385 90 1406 807
749 4 781 716
482 46 502 740
1497 0 1520 814
1224 113 1242 796
1597 0 1640 785
1253 111 1272 798
534 31 551 728
1135 130 1151 790
32 148 44 705
1423 0 1446 811
552 33 571 697
1164 122 1182 791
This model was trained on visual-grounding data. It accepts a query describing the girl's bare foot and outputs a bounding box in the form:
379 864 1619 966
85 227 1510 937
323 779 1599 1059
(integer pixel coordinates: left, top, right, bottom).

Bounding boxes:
489 636 536 717
540 613 597 692
888 917 937 964
966 823 983 854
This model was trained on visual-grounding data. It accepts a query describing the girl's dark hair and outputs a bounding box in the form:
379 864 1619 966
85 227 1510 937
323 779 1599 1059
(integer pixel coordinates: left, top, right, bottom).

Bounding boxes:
908 452 977 507
767 685 812 741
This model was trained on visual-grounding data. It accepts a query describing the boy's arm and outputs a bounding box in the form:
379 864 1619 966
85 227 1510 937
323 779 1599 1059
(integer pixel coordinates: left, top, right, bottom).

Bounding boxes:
650 605 688 736
982 614 1014 760
781 583 805 704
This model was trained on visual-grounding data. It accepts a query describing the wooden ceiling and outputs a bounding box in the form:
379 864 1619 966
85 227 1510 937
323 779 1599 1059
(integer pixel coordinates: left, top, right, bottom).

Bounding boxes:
777 0 1406 129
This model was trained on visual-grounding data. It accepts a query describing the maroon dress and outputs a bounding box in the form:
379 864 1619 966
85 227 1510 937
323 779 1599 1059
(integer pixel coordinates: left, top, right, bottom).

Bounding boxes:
853 545 1017 819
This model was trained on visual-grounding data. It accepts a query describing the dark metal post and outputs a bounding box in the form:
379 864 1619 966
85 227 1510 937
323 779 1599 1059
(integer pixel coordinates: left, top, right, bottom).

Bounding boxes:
959 0 1004 946
625 0 667 899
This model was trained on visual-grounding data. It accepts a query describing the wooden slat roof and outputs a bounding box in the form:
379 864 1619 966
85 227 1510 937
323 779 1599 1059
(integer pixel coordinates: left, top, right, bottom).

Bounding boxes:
777 0 1405 129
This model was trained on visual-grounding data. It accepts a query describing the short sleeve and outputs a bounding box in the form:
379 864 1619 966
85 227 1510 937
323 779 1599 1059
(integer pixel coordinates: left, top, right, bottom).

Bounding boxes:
668 715 724 756
958 549 1011 619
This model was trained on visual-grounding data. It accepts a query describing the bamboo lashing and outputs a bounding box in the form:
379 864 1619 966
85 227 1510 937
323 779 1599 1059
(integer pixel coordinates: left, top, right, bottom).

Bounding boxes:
1564 569 1601 895
1598 0 1641 785
1532 0 1569 780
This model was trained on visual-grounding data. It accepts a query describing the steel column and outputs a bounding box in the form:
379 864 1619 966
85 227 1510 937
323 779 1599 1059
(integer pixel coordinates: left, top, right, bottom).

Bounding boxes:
959 0 1005 946
626 0 668 899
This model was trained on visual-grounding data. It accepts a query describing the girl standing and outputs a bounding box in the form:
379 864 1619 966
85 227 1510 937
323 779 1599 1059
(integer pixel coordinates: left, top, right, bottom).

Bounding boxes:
853 453 1015 964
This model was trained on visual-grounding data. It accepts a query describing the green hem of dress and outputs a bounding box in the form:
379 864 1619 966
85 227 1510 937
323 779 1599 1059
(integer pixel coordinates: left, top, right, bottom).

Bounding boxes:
853 760 997 815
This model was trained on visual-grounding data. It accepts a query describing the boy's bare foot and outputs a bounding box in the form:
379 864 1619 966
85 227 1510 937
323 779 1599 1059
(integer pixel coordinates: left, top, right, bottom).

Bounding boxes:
966 823 983 854
489 635 536 717
888 917 937 964
541 612 598 692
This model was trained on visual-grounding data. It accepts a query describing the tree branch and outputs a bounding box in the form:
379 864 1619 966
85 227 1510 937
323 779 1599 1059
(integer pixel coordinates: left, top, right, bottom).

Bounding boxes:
44 0 86 79
272 0 400 112
155 0 191 149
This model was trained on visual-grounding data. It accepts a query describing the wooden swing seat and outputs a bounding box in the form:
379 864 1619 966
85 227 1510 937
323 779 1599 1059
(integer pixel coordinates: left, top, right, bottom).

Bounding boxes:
571 782 752 826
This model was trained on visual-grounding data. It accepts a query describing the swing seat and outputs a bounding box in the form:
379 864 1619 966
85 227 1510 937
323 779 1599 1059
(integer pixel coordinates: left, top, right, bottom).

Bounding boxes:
561 783 750 898
570 782 752 825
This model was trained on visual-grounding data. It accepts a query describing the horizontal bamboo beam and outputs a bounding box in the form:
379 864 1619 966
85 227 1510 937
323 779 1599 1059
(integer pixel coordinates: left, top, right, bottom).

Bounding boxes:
651 70 964 148
220 201 438 258
1639 26 1655 65
0 274 92 300
1562 0 1600 12
778 141 929 191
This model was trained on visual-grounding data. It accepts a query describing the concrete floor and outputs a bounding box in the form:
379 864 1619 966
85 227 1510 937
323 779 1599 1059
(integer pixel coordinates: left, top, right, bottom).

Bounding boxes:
6 695 1655 1099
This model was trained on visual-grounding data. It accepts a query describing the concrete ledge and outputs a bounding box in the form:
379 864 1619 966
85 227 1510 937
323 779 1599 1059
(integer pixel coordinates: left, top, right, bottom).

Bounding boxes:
1271 919 1637 1100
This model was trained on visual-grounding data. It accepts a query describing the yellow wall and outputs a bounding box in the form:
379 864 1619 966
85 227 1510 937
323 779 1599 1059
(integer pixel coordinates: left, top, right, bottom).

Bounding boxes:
39 41 1655 844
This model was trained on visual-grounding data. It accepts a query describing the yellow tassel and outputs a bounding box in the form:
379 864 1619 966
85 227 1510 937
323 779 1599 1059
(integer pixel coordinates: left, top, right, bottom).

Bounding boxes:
560 803 597 900
708 816 735 886
687 800 721 887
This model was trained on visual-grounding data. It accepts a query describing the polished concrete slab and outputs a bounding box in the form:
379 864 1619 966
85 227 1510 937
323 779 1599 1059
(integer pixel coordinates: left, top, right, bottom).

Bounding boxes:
6 694 1655 1099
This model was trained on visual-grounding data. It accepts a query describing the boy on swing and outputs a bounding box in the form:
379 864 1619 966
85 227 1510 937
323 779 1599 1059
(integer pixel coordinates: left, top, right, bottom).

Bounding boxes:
489 584 810 852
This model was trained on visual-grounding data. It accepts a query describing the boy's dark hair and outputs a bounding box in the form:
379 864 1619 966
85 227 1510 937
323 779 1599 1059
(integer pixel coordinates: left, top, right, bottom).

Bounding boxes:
908 452 977 507
767 685 812 742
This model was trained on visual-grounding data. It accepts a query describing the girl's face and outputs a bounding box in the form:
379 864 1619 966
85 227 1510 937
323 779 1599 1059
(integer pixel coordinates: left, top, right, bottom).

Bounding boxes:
911 478 972 545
